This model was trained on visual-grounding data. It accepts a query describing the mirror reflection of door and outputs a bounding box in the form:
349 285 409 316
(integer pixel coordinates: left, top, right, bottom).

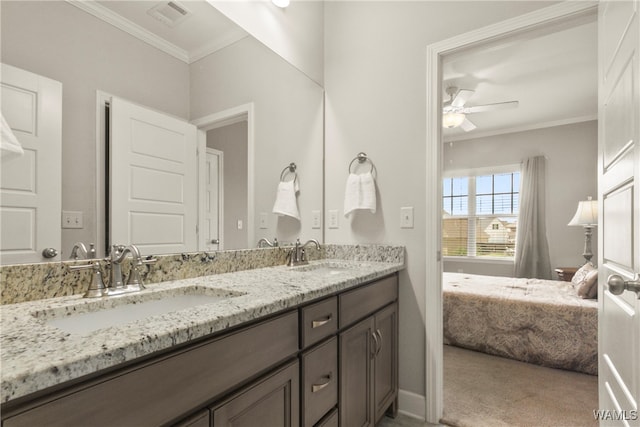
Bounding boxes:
0 63 62 264
206 120 248 250
205 148 223 251
109 96 198 255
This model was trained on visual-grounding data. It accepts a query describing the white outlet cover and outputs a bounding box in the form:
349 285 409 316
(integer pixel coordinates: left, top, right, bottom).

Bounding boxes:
328 210 339 229
311 210 321 229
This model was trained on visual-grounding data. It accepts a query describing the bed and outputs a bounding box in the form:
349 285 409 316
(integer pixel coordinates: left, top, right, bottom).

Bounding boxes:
443 272 598 375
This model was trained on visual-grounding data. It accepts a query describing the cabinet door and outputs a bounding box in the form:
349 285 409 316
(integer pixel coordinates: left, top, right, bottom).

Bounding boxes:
339 317 375 427
212 360 299 427
373 303 398 423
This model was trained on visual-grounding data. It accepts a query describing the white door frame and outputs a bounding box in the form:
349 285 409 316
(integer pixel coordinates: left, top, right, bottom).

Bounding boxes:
424 2 598 423
205 147 224 250
191 103 254 251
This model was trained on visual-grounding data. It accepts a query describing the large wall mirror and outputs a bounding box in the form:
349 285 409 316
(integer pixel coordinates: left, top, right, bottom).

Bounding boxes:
0 0 324 264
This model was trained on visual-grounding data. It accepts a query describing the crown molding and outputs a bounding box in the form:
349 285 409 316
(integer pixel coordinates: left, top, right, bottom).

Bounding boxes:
66 0 190 63
190 32 249 63
443 114 598 143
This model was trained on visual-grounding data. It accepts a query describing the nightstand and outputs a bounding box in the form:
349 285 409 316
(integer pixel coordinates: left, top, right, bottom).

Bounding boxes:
555 267 579 282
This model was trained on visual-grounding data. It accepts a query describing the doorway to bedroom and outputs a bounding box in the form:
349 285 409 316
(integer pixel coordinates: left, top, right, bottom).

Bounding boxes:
438 8 599 426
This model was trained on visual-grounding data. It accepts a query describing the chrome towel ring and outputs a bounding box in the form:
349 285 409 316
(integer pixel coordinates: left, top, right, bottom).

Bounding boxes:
348 152 374 174
280 162 298 182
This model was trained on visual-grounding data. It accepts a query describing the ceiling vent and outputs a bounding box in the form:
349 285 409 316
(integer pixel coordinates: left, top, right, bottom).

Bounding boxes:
147 1 191 28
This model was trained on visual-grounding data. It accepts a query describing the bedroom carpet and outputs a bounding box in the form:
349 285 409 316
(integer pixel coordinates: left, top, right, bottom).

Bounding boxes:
442 345 598 427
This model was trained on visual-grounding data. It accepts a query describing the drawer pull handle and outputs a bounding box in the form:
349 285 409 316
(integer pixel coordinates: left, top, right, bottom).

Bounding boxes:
311 374 332 393
312 314 332 329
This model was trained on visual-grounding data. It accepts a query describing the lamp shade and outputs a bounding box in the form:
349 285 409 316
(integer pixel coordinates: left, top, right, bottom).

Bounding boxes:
442 112 465 128
568 197 598 226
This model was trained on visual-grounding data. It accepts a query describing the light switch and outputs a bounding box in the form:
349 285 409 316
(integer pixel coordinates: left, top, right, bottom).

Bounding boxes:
311 210 321 229
328 210 339 229
259 212 268 229
62 211 83 229
400 207 414 229
237 219 243 230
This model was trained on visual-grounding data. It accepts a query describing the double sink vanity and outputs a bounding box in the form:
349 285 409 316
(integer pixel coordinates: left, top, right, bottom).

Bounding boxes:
0 244 404 427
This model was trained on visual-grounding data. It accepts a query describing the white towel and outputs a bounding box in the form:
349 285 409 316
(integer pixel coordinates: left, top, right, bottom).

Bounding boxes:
344 172 376 217
272 179 300 220
0 112 23 158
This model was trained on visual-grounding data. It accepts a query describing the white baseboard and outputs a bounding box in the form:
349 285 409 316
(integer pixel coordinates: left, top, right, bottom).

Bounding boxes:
398 389 426 420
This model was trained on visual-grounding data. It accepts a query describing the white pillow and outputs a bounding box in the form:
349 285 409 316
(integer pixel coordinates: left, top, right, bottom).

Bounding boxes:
571 262 595 285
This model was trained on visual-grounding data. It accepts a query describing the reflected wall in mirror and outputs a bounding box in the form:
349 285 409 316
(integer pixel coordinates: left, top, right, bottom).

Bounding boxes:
0 0 324 264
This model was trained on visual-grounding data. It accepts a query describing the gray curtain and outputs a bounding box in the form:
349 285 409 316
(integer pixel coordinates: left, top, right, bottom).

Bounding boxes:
514 156 552 279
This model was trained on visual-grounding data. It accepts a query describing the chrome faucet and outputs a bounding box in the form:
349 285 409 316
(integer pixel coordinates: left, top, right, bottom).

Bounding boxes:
69 242 96 260
287 238 321 267
108 244 143 295
69 244 156 298
258 237 279 248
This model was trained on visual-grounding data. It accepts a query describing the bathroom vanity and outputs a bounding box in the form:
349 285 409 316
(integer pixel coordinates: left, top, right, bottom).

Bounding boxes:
0 256 402 427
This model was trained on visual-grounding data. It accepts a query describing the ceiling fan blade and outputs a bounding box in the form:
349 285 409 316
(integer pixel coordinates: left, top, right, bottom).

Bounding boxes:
451 89 474 108
465 101 519 114
460 117 476 132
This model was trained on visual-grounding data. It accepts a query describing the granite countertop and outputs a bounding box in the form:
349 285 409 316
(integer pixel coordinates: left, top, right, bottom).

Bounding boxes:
0 258 403 403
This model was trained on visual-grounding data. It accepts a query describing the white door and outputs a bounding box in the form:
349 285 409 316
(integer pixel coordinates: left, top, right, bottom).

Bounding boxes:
109 96 198 255
598 1 640 425
0 63 61 264
204 149 223 251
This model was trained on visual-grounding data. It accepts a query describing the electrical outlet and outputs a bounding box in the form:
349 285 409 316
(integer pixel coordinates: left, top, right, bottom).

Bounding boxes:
62 211 83 229
328 210 339 229
237 219 243 230
400 207 414 228
311 210 321 229
259 212 268 229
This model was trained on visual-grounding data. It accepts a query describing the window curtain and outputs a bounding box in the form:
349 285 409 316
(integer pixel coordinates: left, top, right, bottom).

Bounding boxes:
514 156 552 279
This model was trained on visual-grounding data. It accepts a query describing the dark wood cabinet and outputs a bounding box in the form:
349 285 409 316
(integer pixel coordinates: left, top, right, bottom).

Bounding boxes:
373 303 398 423
211 360 299 427
339 279 398 427
340 316 375 427
2 273 399 427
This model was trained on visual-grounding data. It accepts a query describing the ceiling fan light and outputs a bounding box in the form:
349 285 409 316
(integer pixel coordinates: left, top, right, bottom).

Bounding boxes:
272 0 290 8
442 112 465 128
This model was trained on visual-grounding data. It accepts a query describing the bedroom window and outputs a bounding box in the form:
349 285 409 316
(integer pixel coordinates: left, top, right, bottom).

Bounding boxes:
443 171 520 258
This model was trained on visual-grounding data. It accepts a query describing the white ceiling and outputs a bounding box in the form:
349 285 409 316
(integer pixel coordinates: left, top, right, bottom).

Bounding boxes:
442 15 598 141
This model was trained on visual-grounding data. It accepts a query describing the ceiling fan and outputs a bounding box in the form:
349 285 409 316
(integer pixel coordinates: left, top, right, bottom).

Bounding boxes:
442 87 519 131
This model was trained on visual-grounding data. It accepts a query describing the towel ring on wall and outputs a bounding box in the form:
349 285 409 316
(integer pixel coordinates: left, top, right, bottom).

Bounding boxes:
348 152 374 174
280 162 298 182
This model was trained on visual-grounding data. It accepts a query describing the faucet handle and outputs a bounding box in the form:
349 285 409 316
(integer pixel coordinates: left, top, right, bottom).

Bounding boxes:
125 260 145 292
68 262 107 298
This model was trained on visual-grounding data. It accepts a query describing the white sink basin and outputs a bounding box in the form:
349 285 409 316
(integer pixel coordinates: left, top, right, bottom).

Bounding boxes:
37 287 244 335
291 261 358 276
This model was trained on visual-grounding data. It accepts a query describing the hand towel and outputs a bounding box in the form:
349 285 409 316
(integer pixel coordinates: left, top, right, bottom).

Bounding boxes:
0 112 23 158
272 179 300 220
344 172 376 217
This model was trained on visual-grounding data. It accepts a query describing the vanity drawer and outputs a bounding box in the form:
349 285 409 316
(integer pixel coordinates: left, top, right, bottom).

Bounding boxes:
300 296 337 348
339 274 398 328
316 408 338 427
301 337 338 427
3 311 298 427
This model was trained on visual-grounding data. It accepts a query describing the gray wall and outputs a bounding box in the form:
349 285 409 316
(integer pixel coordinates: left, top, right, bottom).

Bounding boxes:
443 121 598 276
324 0 560 400
207 122 248 250
0 1 190 257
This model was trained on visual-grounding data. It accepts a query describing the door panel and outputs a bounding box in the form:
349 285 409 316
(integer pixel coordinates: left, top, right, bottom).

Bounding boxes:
0 63 61 264
340 317 374 427
598 1 639 425
109 96 197 254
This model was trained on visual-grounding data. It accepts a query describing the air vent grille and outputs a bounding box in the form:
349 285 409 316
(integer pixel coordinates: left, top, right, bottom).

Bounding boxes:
147 1 191 28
